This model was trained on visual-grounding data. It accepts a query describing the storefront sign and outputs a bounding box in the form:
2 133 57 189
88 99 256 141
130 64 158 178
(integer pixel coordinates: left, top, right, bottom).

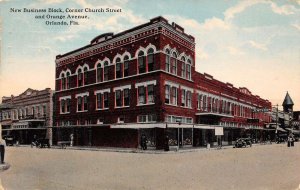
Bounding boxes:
215 127 223 136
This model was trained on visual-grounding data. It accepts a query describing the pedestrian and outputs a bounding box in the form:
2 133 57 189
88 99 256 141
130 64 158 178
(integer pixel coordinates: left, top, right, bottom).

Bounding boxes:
31 134 37 148
141 134 147 150
70 134 74 147
164 135 169 151
289 133 295 147
0 138 6 164
287 133 292 147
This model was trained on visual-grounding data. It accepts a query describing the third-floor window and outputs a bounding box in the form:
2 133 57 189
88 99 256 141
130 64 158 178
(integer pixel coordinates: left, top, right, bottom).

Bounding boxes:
115 58 122 79
138 51 146 74
147 48 154 72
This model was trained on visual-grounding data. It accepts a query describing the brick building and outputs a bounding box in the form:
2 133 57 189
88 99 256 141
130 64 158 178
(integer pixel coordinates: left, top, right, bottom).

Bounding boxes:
0 88 53 144
54 16 271 149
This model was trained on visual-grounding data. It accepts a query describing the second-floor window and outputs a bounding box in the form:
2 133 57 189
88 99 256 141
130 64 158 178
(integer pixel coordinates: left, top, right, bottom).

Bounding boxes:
181 89 186 107
124 88 130 106
136 82 156 105
165 85 170 104
115 90 122 107
95 90 110 110
138 86 146 104
77 94 89 112
187 91 192 108
171 87 178 105
60 98 71 114
165 83 178 106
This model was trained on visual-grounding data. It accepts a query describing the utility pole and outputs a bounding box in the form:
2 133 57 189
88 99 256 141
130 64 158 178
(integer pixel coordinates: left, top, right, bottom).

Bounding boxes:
275 104 278 134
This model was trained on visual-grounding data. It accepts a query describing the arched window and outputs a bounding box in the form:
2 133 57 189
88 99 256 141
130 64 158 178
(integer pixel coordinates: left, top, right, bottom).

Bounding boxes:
203 95 207 111
103 61 109 81
171 52 177 75
19 109 22 119
78 68 83 87
165 49 170 72
181 57 186 78
96 63 102 82
147 48 154 72
61 73 66 90
124 56 129 77
84 67 88 85
186 59 192 80
138 51 145 74
115 57 122 79
66 72 70 89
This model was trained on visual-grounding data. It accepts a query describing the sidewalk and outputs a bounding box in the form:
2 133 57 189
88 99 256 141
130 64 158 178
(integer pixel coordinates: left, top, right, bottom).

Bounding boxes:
21 144 241 154
16 141 284 154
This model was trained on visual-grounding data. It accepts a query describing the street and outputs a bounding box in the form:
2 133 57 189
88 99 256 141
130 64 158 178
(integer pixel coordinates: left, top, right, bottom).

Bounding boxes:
0 144 299 190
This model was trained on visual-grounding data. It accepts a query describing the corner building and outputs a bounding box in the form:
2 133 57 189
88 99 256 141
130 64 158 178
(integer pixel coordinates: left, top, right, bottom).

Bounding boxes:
54 17 271 149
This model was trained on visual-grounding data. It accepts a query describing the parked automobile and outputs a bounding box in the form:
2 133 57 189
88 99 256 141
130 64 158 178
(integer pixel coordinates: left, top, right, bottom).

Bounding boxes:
3 135 15 146
234 138 252 148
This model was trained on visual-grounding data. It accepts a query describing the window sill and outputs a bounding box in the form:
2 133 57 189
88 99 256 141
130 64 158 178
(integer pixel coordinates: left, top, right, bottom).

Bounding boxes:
96 108 109 111
165 104 178 107
137 121 157 123
137 103 155 106
60 112 70 115
76 110 88 113
180 106 193 110
115 106 130 109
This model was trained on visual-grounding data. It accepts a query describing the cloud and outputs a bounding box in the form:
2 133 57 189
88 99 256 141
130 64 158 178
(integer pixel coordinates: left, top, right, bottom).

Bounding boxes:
291 23 300 30
247 40 268 51
227 46 245 55
197 50 209 60
54 35 77 42
224 0 298 23
270 2 296 15
39 0 65 4
224 0 260 21
202 17 230 30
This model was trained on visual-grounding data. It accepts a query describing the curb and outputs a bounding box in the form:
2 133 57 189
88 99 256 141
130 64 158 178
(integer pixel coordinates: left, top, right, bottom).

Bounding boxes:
11 142 294 154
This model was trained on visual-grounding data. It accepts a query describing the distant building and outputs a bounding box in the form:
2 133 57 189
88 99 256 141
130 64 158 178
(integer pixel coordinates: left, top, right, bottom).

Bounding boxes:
270 92 299 139
54 16 271 149
0 88 53 144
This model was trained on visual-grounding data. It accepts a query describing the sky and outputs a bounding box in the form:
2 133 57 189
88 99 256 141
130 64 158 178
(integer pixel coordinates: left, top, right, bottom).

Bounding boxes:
0 0 299 110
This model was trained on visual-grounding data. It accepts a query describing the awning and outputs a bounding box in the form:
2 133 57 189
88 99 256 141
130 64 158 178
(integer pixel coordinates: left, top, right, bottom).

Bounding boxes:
167 123 193 128
194 124 215 129
285 128 300 134
2 128 47 131
110 123 166 129
12 122 29 129
0 120 12 126
276 127 286 132
195 112 233 118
